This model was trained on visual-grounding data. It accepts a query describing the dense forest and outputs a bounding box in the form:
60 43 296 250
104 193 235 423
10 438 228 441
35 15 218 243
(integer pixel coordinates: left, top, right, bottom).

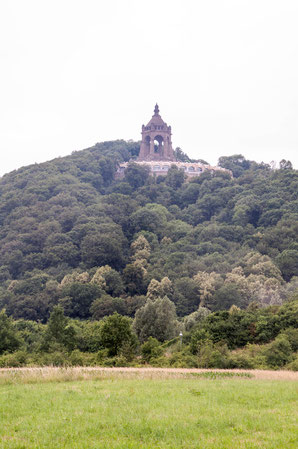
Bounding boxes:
0 140 297 368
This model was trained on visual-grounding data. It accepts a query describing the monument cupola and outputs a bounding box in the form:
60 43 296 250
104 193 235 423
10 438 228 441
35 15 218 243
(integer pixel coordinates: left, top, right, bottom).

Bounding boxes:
138 104 175 161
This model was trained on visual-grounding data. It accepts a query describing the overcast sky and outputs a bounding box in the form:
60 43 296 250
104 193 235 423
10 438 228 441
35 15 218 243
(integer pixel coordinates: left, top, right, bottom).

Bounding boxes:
0 0 297 176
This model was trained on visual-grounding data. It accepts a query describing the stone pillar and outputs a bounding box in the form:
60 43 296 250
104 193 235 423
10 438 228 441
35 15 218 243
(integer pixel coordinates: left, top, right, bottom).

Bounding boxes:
163 134 168 159
149 135 155 157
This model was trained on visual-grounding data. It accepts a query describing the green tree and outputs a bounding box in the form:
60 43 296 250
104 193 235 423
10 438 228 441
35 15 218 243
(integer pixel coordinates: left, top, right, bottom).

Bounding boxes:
123 263 147 295
218 154 250 177
99 312 134 356
61 283 101 319
165 166 185 189
279 159 293 170
90 295 125 320
124 163 150 189
42 305 76 351
81 231 125 270
141 337 163 362
264 335 293 368
276 249 298 281
0 309 22 354
134 297 179 342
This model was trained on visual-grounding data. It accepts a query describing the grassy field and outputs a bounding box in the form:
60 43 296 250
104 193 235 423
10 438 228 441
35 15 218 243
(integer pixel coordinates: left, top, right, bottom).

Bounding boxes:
0 368 297 449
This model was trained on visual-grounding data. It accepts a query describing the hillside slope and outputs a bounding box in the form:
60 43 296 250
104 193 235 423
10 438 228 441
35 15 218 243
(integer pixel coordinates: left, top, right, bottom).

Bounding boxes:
0 141 297 322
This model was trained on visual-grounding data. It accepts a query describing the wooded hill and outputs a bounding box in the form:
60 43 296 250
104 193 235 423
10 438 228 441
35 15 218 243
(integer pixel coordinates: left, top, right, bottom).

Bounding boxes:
0 140 297 324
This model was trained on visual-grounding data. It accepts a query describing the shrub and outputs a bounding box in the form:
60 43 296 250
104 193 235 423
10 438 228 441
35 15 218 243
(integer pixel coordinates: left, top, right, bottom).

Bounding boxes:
99 313 134 356
227 351 256 369
197 341 229 368
264 335 293 368
285 355 298 371
279 328 298 352
168 352 198 368
141 337 163 363
0 350 28 367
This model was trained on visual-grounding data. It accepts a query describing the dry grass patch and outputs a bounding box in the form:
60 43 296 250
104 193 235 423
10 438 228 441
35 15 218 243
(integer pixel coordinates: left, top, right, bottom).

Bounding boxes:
0 366 297 384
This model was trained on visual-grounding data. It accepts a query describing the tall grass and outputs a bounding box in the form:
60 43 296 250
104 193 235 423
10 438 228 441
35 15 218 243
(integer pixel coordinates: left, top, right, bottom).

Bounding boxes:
0 373 297 449
0 366 297 385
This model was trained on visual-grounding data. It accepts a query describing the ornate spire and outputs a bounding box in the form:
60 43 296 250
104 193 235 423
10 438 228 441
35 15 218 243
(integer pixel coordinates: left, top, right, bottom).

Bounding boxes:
154 103 159 115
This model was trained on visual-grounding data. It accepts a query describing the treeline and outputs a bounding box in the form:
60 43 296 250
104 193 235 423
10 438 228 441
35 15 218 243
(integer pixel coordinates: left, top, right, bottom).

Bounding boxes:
0 298 297 370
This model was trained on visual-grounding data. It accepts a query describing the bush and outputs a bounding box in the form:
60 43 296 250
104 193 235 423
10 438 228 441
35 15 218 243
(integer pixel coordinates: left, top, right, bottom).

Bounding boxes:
168 352 199 368
197 341 229 368
99 313 134 356
227 351 256 369
285 355 298 371
190 329 211 354
68 350 97 366
0 350 28 367
150 356 170 367
141 337 163 363
264 335 293 368
279 328 298 352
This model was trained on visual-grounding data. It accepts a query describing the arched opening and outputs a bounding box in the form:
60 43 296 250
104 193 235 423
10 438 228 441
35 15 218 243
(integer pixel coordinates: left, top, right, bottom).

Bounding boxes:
154 135 164 155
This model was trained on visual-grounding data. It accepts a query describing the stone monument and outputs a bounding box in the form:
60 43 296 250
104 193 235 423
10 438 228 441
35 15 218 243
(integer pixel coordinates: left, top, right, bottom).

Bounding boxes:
138 104 175 161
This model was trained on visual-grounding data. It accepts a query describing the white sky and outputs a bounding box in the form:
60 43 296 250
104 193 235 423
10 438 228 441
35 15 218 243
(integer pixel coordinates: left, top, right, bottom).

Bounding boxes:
0 0 297 176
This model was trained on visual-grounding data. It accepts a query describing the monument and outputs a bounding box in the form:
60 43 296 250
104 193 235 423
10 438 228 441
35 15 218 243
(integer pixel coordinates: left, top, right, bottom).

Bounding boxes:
116 105 232 179
138 104 175 162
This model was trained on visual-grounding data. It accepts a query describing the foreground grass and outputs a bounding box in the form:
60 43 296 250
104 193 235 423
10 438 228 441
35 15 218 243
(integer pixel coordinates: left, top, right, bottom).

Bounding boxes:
0 371 297 449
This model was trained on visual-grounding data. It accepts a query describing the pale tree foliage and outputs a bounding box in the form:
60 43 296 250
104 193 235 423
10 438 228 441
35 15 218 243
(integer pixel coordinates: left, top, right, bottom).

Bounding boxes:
60 273 77 287
281 276 298 299
193 271 222 307
131 258 148 276
7 280 19 292
134 296 180 342
76 272 90 283
224 267 250 301
45 280 60 293
90 265 112 289
241 252 284 305
147 277 173 300
183 307 211 331
131 235 150 260
160 277 173 297
131 235 151 275
146 279 160 300
229 305 241 315
160 236 172 246
223 262 283 306
60 271 90 287
246 274 283 305
243 252 283 281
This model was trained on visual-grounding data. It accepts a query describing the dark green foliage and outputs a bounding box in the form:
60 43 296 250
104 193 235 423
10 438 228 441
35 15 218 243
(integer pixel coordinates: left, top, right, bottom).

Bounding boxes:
172 277 200 316
41 306 77 351
264 335 293 368
165 165 186 189
218 154 252 178
124 162 150 189
99 313 134 356
141 337 163 362
61 283 101 319
0 309 22 354
212 284 249 310
122 264 147 295
190 299 298 350
90 295 125 320
276 249 298 281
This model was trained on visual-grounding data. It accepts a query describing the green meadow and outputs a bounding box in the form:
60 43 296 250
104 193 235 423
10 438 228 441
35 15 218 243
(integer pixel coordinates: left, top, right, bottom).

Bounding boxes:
0 371 297 449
